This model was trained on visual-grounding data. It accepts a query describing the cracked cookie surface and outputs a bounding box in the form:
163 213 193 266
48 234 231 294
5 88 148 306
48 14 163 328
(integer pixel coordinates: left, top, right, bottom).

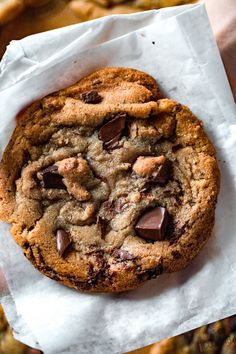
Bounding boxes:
0 67 220 292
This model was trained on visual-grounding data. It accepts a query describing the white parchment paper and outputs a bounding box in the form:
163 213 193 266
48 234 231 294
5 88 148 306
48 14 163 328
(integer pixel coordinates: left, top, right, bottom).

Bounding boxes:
0 4 236 354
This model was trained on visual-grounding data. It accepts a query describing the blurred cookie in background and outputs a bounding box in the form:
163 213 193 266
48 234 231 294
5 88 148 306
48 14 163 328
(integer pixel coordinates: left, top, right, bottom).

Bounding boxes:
148 315 236 354
0 0 53 25
69 0 195 21
0 305 26 354
0 305 42 354
0 0 24 24
0 0 195 57
0 0 195 25
0 0 80 57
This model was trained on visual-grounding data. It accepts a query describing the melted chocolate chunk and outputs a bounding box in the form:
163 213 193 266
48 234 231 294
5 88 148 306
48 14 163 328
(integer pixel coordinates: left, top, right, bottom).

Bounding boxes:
101 200 116 219
80 90 102 104
113 249 136 261
135 206 169 241
138 264 164 281
56 229 71 256
98 112 126 150
39 165 66 189
140 183 152 196
102 200 113 210
97 216 108 238
147 264 164 279
172 143 183 153
152 158 172 184
114 198 129 213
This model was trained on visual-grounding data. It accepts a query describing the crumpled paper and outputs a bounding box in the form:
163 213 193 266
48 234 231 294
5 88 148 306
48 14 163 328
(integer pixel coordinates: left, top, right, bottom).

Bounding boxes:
0 4 236 354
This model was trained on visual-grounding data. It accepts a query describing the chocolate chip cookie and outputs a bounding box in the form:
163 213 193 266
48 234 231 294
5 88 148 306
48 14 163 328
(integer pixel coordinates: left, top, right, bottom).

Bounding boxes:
0 304 27 354
149 315 236 354
0 0 52 25
69 0 195 22
0 67 220 292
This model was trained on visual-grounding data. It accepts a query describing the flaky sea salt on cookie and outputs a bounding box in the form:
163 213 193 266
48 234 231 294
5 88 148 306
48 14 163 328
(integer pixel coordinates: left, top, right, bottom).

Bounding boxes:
0 68 220 292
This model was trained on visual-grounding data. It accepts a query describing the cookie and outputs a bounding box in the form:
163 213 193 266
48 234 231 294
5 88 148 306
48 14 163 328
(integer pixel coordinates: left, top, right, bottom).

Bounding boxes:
69 0 138 21
0 67 220 292
69 0 195 21
0 305 27 354
0 0 24 25
24 0 52 6
150 316 236 354
0 0 53 25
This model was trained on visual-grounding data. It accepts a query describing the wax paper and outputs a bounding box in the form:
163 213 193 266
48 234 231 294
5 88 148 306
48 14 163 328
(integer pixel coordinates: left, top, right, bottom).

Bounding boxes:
0 4 236 354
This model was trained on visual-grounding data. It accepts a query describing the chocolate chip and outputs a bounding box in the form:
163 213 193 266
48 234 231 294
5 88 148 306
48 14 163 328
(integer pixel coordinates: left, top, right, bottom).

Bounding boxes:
135 206 169 241
113 249 136 261
138 264 164 281
152 158 172 184
171 250 181 259
114 198 129 213
56 229 71 256
172 143 183 153
101 200 115 219
103 200 113 210
97 217 108 238
148 264 164 279
80 90 102 104
104 134 120 150
39 165 66 189
98 112 126 150
140 183 152 196
23 150 31 165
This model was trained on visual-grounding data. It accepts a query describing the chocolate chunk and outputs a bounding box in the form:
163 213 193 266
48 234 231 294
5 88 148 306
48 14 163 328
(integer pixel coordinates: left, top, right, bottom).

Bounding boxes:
152 158 172 184
147 264 164 279
135 206 169 241
101 200 116 219
39 165 66 189
97 216 108 238
104 134 120 150
103 200 113 210
114 198 129 213
172 143 183 153
140 183 152 196
138 264 164 281
171 250 181 259
113 249 136 260
98 112 126 150
80 90 102 104
56 229 71 256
